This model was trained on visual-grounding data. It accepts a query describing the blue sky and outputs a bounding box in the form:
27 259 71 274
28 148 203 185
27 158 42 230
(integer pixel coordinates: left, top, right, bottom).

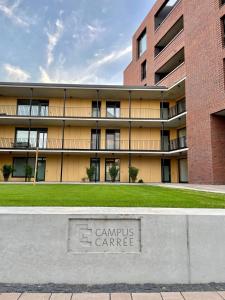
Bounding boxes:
0 0 154 84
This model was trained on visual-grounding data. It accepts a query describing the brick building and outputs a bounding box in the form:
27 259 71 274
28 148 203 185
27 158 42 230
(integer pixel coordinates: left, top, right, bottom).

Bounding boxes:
124 0 225 184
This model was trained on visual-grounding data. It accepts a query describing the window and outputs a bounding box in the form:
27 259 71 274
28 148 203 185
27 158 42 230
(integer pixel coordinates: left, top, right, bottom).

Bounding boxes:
15 128 48 149
137 29 147 58
90 158 100 182
141 60 147 81
91 129 101 150
92 101 101 117
105 158 120 182
221 16 225 46
13 157 35 177
160 102 170 119
12 157 46 180
17 100 49 116
106 129 120 150
155 0 179 30
106 101 120 118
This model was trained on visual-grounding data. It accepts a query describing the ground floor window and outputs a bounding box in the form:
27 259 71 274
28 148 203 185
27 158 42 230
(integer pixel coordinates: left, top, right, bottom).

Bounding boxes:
12 157 46 181
105 158 120 182
161 159 171 183
90 158 100 182
179 158 188 183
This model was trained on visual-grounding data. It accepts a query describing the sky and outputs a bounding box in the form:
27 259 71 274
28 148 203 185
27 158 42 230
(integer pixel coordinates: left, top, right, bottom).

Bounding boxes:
0 0 154 85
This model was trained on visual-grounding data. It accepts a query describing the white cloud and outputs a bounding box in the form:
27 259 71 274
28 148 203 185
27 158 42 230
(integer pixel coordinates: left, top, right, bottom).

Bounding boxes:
87 22 106 42
46 19 64 66
39 45 132 84
3 64 30 81
0 0 29 27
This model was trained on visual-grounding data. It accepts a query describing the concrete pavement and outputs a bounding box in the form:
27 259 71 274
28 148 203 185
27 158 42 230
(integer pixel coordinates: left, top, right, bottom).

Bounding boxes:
1 292 225 299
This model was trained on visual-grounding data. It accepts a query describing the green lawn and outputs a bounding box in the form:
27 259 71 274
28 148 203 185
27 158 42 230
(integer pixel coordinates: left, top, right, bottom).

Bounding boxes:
0 184 224 208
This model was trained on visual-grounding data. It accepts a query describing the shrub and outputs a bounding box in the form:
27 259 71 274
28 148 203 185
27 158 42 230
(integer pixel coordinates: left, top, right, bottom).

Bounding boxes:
25 165 33 182
138 179 144 183
86 165 95 182
129 166 139 183
109 164 119 182
1 164 13 182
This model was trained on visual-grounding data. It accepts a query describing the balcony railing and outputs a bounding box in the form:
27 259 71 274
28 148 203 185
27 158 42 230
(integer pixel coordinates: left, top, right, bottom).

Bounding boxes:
170 136 187 151
0 105 186 120
169 101 186 118
0 137 187 152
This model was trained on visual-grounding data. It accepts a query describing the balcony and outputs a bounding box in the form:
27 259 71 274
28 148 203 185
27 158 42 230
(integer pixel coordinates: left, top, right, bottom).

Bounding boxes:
0 105 186 121
0 137 187 152
155 16 184 58
156 62 186 87
170 136 187 150
154 0 182 31
155 48 184 84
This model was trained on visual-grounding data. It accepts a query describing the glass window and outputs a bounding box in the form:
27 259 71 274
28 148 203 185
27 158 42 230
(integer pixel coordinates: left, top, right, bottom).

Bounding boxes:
90 158 100 182
106 101 120 118
15 128 47 149
106 129 120 150
138 29 147 58
17 100 49 116
105 158 120 182
141 60 147 81
92 101 101 117
91 129 101 150
13 157 35 177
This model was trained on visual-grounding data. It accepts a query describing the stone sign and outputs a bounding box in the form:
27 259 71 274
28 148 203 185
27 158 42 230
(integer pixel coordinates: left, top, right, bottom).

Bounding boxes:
68 218 141 253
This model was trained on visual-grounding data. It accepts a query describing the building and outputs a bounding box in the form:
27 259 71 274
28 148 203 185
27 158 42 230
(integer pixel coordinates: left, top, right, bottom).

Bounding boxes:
0 82 187 183
124 0 225 184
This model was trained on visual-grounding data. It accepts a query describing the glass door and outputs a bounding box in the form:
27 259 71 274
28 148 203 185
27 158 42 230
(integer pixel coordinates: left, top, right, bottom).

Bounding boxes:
105 158 120 182
38 130 48 149
90 158 100 182
36 159 46 181
91 129 101 150
106 130 120 150
106 102 120 118
161 159 171 183
179 158 188 183
161 130 170 151
160 102 169 119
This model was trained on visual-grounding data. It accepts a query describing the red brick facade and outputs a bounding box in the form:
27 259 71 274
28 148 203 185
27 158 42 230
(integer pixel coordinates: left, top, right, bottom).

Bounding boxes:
124 0 225 184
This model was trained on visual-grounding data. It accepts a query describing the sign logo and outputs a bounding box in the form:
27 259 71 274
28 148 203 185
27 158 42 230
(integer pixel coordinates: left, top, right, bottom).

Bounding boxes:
68 218 141 253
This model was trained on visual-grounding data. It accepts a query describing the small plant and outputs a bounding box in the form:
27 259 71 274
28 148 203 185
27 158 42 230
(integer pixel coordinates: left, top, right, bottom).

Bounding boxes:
129 166 139 183
1 164 13 182
86 165 95 182
138 179 144 183
109 164 119 182
25 165 33 182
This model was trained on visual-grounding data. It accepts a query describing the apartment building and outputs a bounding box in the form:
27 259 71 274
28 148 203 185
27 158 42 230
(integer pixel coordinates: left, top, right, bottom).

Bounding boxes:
0 82 187 183
124 0 225 184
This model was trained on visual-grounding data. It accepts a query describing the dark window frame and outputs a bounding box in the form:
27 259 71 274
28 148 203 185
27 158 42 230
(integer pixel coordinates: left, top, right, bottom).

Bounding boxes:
17 99 49 116
92 101 101 117
12 157 46 178
90 158 100 182
106 101 120 118
105 158 120 182
14 127 48 149
141 60 147 81
105 129 120 150
137 28 147 58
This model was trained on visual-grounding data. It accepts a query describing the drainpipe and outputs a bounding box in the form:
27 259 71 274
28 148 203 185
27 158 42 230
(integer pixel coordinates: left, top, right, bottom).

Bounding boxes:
60 89 66 182
128 90 132 183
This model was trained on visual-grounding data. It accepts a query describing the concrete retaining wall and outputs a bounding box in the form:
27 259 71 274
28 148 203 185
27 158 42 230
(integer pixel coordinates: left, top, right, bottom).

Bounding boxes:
0 207 224 284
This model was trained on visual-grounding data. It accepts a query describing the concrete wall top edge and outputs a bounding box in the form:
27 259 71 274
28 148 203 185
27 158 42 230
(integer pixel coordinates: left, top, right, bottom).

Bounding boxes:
0 207 225 215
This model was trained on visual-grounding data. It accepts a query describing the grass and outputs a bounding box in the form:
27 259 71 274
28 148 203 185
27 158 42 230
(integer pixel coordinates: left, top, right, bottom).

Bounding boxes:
0 184 224 208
